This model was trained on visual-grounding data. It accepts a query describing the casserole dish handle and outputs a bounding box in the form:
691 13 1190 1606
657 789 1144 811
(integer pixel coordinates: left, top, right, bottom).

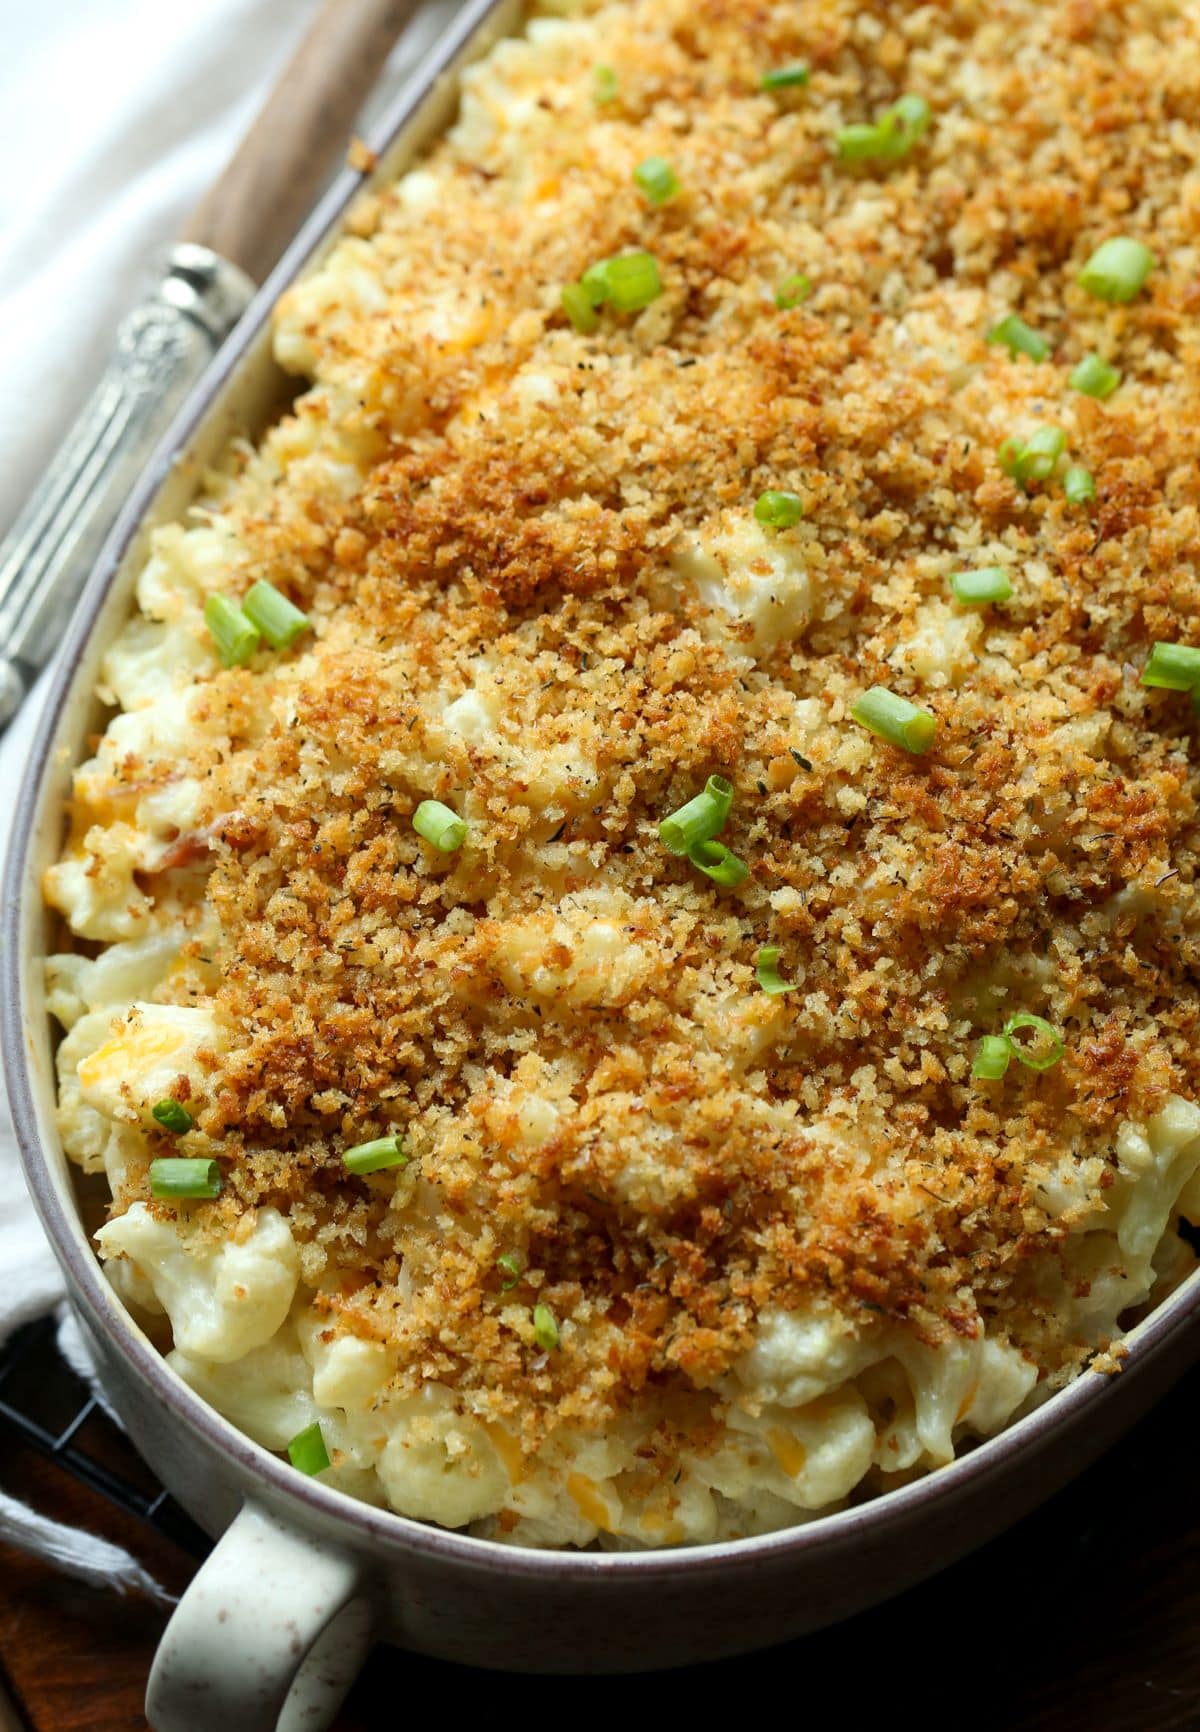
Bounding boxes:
146 1501 371 1731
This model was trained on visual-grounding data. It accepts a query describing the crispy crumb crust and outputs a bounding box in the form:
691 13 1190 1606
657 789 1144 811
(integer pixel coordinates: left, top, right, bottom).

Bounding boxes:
75 0 1200 1456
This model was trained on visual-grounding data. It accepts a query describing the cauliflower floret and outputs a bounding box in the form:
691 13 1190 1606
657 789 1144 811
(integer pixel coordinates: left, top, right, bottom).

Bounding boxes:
96 1205 299 1364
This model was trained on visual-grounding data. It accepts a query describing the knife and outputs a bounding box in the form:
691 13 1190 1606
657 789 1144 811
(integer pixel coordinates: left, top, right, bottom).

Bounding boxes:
0 0 419 730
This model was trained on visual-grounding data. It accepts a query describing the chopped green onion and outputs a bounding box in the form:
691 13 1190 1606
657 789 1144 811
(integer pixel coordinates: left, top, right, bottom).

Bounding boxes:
603 251 663 313
149 1158 221 1200
972 1035 1012 1080
850 686 937 754
1003 1013 1064 1072
949 566 1011 607
633 156 680 204
1140 641 1200 691
1078 236 1155 304
836 123 889 162
997 436 1026 479
580 259 612 306
754 489 804 529
1063 465 1096 504
580 252 664 314
561 282 600 334
775 272 813 309
999 425 1066 487
1069 352 1121 399
837 93 931 162
1019 425 1067 481
533 1302 560 1351
886 93 932 147
687 839 750 887
496 1253 522 1290
413 799 466 852
593 64 618 104
241 580 310 650
986 314 1050 363
343 1135 408 1176
762 63 810 90
756 946 797 995
659 774 733 855
287 1422 330 1476
151 1100 194 1135
204 594 260 668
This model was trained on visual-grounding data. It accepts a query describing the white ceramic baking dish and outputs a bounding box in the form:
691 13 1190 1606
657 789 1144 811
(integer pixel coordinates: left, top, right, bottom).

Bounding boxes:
4 2 1200 1724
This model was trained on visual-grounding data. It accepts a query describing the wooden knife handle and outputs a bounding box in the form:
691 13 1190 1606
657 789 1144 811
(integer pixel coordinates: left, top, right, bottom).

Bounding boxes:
181 0 419 284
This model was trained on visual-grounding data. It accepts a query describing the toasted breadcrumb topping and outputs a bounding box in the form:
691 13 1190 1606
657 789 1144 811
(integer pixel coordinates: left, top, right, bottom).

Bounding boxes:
57 0 1200 1467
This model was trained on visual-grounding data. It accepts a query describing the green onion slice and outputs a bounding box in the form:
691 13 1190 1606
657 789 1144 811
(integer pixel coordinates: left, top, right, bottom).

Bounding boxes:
603 250 663 313
756 946 797 995
1141 641 1200 691
1003 1013 1064 1071
149 1157 221 1200
581 252 665 313
593 64 618 104
775 272 813 309
659 774 733 856
413 799 467 852
1069 352 1121 399
561 282 600 333
1017 425 1066 481
997 436 1026 479
497 1252 522 1290
580 259 612 306
850 686 937 754
949 566 1011 607
204 594 260 668
344 1135 408 1176
633 156 680 204
287 1422 331 1476
762 63 810 90
886 93 932 148
999 425 1066 487
241 580 310 650
754 489 805 529
1078 236 1155 304
987 314 1050 362
533 1302 560 1351
837 93 931 162
151 1099 194 1134
836 122 888 161
971 1035 1012 1080
1063 465 1096 504
687 839 750 887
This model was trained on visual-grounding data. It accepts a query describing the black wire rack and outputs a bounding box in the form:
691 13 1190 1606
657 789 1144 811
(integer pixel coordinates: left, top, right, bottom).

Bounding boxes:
0 1315 209 1558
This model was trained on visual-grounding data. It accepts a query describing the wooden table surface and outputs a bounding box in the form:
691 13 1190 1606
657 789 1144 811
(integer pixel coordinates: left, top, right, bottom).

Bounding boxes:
1 1360 1197 1730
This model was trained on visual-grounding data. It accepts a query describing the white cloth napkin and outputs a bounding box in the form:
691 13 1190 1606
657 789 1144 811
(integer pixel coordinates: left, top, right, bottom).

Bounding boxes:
0 0 455 1596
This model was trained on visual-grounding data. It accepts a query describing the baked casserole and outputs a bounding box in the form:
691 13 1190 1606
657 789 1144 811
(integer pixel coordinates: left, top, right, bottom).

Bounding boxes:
44 0 1200 1548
